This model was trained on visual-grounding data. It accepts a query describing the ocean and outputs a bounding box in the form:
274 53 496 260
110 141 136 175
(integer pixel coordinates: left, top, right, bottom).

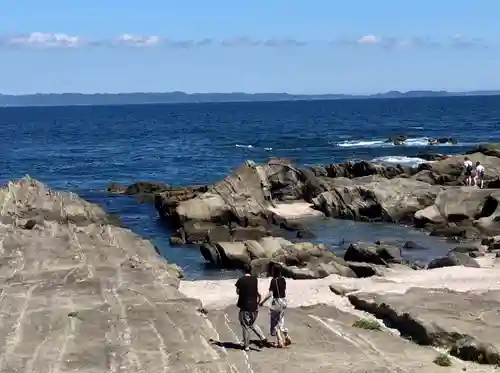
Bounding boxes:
2 95 500 279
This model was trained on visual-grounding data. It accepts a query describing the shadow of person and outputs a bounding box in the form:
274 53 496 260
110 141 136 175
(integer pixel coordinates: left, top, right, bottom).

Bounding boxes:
209 339 268 351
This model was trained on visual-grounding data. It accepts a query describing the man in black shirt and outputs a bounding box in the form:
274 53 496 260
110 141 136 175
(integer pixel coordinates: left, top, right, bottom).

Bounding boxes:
235 264 267 351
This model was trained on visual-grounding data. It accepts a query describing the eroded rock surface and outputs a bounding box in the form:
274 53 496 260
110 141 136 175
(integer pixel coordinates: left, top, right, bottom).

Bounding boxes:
313 178 442 222
0 178 231 373
349 288 500 365
414 187 500 237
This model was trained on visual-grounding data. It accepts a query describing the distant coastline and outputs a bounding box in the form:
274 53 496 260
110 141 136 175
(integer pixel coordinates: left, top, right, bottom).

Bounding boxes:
1 90 500 107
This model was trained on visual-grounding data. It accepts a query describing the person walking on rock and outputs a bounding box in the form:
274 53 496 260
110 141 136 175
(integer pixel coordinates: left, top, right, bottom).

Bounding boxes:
235 264 268 351
475 161 485 189
463 156 473 186
259 265 292 348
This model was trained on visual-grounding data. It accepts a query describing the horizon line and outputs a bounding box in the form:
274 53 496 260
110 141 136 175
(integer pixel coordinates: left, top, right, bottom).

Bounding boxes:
2 89 500 97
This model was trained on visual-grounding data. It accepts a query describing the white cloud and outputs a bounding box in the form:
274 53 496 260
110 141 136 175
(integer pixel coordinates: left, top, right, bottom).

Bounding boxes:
115 34 163 47
357 35 381 45
8 32 82 48
0 32 493 50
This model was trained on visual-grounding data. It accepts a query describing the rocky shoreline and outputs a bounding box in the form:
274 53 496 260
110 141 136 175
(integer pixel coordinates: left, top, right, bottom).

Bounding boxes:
108 143 500 281
2 176 500 371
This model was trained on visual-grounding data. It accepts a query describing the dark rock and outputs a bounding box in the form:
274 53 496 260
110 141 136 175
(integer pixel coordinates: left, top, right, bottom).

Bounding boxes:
385 135 407 143
107 183 127 194
124 181 170 195
427 251 480 269
22 219 37 230
469 251 485 258
415 152 448 162
324 160 405 180
347 262 381 278
403 241 428 250
344 242 402 265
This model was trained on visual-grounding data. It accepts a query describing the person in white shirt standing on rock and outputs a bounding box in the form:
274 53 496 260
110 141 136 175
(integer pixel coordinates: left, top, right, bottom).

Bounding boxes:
475 161 485 189
463 157 474 186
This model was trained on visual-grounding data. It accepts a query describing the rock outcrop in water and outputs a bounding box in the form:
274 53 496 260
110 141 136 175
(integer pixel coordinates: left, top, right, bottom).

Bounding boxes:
154 158 325 244
104 144 500 245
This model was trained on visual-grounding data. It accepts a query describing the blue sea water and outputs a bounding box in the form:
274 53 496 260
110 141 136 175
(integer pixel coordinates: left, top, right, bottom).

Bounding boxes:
2 96 500 279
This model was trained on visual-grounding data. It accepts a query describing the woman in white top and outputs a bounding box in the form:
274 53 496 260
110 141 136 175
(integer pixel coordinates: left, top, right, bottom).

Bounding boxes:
475 161 485 189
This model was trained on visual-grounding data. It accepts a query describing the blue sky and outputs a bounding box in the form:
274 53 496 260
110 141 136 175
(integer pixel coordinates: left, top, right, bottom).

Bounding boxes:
1 0 499 94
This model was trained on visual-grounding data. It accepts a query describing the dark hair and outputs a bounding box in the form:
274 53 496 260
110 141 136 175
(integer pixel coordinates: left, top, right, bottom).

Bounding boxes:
476 161 481 166
242 263 252 274
272 264 282 278
464 156 469 160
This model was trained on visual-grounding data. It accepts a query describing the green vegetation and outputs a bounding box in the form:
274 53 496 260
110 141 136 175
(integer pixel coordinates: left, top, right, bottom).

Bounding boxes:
433 353 452 367
352 319 381 331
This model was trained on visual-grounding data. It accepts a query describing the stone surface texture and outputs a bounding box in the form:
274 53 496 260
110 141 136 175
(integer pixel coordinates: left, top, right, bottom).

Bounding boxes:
0 177 497 372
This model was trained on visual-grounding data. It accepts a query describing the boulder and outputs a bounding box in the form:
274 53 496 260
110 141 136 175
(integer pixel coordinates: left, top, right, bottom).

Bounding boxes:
427 251 480 269
344 242 403 265
324 160 406 179
200 237 357 279
313 178 442 223
414 187 500 236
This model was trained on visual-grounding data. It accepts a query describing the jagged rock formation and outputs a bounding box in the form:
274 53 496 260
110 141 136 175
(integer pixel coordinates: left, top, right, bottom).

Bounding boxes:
312 178 442 223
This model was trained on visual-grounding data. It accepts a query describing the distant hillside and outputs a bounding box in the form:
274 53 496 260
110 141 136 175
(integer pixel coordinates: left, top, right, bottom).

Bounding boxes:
1 90 499 107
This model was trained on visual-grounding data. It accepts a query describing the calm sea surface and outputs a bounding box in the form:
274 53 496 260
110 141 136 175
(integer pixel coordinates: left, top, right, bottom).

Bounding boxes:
2 96 500 279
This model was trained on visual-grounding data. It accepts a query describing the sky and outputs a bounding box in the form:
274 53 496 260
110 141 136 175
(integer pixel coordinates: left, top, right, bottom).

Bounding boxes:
1 0 500 95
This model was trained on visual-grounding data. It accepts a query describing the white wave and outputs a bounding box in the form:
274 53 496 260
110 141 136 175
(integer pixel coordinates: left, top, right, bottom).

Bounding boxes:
235 144 253 148
264 147 272 151
336 137 450 148
371 156 434 167
336 139 387 148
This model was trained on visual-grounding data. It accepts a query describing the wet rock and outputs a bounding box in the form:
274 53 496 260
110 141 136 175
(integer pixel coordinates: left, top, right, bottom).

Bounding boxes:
344 242 402 265
403 241 429 250
415 152 448 162
385 135 407 144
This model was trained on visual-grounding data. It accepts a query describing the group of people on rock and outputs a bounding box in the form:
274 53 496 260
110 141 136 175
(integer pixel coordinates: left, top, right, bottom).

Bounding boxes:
235 263 292 351
463 157 485 188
